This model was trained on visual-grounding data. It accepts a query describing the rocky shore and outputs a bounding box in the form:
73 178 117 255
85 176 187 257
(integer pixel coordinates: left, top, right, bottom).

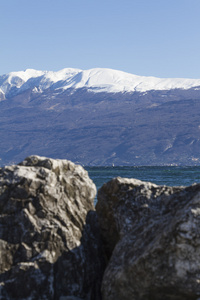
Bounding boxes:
1 156 200 299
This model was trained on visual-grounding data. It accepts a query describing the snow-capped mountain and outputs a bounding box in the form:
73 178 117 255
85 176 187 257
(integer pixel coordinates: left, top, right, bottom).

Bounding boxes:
1 67 200 166
1 67 200 98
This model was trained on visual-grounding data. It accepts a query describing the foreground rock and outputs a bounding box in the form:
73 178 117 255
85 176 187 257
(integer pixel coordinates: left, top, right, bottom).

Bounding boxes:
96 177 200 300
0 156 105 300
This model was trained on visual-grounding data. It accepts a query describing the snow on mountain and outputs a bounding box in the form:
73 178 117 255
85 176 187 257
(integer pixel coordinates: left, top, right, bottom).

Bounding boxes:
0 69 44 94
71 68 200 93
1 67 200 97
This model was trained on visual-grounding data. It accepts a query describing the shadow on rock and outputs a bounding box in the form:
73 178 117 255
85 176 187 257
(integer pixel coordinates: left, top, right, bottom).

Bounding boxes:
0 211 106 300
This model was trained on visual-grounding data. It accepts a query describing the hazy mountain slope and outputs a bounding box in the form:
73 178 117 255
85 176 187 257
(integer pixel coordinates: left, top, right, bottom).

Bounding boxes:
1 68 200 166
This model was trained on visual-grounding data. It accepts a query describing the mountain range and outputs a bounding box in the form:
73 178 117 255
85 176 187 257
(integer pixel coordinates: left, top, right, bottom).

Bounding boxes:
1 67 200 166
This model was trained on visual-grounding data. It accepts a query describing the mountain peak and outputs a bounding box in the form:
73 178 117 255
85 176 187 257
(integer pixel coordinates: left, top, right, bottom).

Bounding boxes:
1 67 200 97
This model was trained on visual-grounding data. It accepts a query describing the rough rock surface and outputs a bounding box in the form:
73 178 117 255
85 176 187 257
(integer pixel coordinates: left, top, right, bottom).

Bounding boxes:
96 177 200 300
0 156 105 300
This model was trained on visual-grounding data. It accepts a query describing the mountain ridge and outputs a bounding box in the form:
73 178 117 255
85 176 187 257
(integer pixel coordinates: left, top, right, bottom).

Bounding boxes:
1 67 200 166
1 67 200 98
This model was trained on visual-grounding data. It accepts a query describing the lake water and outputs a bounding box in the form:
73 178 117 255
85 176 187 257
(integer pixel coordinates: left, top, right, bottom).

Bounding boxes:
85 166 200 204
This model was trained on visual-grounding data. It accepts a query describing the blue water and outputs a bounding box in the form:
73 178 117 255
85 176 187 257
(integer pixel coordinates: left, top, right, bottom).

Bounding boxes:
85 166 200 204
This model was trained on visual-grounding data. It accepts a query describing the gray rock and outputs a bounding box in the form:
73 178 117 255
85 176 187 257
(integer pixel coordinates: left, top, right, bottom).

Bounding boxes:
0 156 105 300
96 177 200 300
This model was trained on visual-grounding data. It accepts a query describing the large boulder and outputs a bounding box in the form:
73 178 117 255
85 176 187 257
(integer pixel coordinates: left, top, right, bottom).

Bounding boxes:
96 177 200 300
0 156 105 300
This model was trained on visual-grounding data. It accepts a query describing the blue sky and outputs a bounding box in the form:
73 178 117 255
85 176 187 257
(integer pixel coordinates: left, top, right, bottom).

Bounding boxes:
1 0 200 78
